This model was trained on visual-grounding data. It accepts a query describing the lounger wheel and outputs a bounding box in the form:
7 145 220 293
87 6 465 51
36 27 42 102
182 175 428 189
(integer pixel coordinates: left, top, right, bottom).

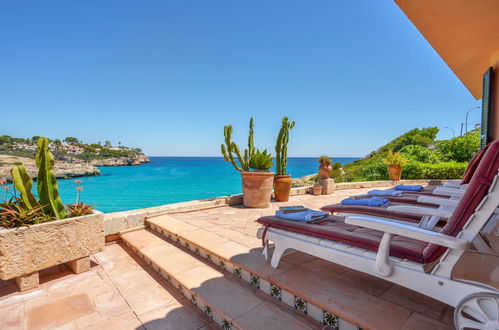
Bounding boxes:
454 292 499 330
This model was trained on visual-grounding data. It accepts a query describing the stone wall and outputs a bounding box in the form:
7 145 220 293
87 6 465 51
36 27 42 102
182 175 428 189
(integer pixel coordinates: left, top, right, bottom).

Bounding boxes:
103 179 448 237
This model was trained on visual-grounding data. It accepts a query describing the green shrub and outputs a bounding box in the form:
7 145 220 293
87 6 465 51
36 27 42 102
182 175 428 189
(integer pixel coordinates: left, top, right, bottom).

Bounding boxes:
360 161 390 181
402 161 467 179
400 145 441 163
377 127 439 153
436 130 480 162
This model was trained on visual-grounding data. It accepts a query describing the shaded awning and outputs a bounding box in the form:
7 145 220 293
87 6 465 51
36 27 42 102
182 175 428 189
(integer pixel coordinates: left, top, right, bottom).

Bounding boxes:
394 0 499 99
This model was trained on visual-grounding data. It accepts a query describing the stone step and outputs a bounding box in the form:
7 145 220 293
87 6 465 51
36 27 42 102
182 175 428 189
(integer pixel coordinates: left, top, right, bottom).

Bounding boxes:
121 228 321 330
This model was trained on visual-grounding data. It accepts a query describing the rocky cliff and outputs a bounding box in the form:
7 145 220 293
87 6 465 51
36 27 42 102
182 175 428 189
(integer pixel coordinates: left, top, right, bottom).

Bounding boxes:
89 154 149 166
0 155 101 182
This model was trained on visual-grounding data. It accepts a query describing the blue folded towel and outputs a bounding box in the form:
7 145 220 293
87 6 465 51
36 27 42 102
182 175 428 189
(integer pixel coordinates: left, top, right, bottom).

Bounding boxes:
341 197 391 207
394 185 424 192
368 189 404 197
275 210 329 223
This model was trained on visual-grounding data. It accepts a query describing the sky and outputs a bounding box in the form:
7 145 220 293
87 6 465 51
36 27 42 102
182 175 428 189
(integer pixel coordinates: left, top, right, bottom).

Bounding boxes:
0 1 481 157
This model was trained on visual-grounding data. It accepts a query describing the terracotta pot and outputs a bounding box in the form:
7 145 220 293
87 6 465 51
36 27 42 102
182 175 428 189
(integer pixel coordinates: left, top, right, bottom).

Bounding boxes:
241 171 274 208
387 165 403 181
273 175 292 202
319 163 332 179
313 186 322 196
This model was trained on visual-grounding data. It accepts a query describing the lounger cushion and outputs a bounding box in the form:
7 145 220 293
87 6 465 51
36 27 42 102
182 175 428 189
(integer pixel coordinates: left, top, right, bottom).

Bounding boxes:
257 215 429 262
461 143 489 184
321 202 425 223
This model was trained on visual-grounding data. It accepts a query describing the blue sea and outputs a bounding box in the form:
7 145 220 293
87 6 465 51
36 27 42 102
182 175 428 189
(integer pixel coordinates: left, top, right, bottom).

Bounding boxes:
50 157 360 213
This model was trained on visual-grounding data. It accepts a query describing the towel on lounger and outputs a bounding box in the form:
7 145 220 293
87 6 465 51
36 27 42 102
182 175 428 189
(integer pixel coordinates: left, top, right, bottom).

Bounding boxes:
394 185 424 192
341 197 391 207
368 189 404 197
275 210 329 223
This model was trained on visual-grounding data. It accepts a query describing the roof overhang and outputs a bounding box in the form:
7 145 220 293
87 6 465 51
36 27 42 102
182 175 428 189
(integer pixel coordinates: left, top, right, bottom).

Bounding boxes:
394 0 499 99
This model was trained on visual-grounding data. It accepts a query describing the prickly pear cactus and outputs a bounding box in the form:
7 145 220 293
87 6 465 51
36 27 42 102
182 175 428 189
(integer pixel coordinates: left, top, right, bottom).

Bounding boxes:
36 137 67 219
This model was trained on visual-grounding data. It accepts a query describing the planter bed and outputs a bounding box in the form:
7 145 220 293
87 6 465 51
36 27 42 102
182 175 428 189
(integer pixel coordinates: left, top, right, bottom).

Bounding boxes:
0 211 104 291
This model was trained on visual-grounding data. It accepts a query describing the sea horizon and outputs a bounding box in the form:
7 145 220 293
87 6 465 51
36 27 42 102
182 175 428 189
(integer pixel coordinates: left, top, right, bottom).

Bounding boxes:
51 156 360 213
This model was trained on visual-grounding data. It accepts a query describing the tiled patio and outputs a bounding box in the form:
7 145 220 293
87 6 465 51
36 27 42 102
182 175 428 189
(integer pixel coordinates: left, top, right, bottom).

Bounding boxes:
0 242 217 330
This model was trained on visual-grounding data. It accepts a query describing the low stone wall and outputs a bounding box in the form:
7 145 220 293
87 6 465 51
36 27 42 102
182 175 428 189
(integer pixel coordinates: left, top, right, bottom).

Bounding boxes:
103 179 448 236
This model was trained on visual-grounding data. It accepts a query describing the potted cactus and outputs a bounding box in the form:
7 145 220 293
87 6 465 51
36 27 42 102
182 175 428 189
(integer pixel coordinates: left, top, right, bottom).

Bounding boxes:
0 137 104 292
318 155 332 179
221 118 274 208
384 150 408 181
274 117 295 202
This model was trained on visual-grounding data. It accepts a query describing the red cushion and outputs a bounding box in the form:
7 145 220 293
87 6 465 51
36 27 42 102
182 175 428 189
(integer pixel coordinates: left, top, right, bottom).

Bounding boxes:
321 202 425 223
461 144 490 184
256 216 429 262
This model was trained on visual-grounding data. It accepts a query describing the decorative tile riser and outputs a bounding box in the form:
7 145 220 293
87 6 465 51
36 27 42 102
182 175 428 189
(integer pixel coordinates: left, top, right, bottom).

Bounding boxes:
147 221 357 330
122 239 234 330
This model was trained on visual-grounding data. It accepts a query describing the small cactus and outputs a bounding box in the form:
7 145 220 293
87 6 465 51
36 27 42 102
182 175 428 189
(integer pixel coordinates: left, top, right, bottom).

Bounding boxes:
221 118 256 172
36 137 67 219
275 117 295 175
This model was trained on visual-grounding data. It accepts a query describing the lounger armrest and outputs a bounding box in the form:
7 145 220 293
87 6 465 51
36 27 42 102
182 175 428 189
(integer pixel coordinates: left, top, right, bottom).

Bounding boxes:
387 205 452 218
416 196 459 208
433 187 465 197
345 215 468 249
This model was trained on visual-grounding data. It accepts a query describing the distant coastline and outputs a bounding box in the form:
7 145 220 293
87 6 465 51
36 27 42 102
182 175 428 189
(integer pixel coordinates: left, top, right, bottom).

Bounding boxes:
0 135 149 182
0 154 150 183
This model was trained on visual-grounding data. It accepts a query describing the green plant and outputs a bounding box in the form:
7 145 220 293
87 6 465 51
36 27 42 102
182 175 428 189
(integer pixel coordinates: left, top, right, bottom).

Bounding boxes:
221 118 256 172
0 197 54 228
313 182 322 188
249 149 273 171
275 117 295 175
377 127 439 153
383 151 408 167
10 166 39 209
399 145 441 163
36 137 68 219
66 203 95 217
319 155 331 165
402 161 467 179
436 130 480 162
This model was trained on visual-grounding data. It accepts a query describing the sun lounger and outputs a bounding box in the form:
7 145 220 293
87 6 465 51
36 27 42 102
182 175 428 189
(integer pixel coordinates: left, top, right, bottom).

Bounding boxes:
256 140 499 329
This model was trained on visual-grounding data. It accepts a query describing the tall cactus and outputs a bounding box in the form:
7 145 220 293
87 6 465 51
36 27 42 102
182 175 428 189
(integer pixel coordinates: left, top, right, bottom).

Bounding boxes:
36 137 68 219
275 117 295 175
11 165 40 209
221 118 256 172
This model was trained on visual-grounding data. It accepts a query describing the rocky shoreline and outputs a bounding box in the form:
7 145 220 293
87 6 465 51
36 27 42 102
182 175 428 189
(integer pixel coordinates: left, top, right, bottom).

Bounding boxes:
0 154 149 182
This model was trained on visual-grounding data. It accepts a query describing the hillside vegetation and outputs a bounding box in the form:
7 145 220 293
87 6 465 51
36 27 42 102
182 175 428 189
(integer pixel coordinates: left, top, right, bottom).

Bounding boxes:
332 127 480 182
0 135 146 162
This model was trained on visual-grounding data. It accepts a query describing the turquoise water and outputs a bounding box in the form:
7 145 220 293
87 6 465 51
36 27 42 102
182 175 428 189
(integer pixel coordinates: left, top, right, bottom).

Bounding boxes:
50 157 360 213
